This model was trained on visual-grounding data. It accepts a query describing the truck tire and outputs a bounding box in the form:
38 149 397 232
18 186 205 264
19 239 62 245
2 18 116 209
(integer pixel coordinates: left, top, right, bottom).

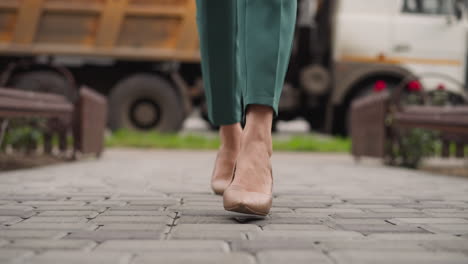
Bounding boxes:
10 71 77 102
300 65 330 96
109 74 185 132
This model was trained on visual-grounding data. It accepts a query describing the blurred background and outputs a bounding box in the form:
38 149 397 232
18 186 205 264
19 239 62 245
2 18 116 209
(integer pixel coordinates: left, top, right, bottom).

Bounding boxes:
0 0 467 174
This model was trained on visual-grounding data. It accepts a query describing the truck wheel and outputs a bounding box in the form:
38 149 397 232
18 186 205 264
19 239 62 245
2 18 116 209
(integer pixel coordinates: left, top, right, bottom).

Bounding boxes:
10 71 77 102
109 74 185 132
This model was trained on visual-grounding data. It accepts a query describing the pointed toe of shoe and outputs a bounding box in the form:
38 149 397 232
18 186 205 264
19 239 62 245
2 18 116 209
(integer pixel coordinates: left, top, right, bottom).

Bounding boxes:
211 179 231 195
223 186 272 216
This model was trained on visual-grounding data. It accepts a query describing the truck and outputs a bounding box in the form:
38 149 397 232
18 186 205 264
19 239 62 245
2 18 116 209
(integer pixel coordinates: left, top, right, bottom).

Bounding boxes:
0 0 466 135
287 0 468 134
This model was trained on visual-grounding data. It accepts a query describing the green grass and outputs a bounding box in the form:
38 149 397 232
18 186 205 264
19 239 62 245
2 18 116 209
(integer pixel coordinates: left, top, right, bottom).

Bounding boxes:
105 130 351 152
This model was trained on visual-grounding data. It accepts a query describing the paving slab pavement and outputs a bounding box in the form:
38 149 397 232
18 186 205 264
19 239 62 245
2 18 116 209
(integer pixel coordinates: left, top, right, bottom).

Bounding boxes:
0 149 467 263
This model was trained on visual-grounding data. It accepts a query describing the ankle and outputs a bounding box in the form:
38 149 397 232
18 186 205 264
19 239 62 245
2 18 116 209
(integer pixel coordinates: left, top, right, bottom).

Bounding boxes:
242 131 273 157
243 105 273 155
219 123 242 152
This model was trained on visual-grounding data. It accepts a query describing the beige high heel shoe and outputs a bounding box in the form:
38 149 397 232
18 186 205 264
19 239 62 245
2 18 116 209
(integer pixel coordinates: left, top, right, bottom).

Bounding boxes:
223 163 273 216
211 152 236 195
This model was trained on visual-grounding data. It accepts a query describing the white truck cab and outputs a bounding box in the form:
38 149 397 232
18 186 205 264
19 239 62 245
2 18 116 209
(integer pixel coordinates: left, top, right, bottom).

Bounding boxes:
333 0 467 100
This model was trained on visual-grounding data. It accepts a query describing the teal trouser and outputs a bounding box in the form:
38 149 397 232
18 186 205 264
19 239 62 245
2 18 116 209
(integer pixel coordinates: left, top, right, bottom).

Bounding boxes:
195 0 297 126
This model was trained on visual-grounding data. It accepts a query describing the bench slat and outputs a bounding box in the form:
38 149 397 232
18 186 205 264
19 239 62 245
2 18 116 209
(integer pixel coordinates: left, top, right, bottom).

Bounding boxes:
0 97 73 119
0 87 69 103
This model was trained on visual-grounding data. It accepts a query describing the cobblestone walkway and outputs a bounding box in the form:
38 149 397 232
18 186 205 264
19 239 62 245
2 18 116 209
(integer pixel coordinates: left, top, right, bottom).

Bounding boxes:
1 149 468 263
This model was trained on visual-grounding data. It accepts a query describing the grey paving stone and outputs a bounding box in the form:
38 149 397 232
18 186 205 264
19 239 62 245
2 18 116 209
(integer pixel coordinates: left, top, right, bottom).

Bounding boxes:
233 213 325 225
0 216 23 225
327 219 390 225
20 250 132 264
36 211 100 218
275 195 343 203
400 203 466 209
109 196 169 201
0 230 66 239
388 218 468 225
168 229 249 241
0 249 35 263
0 209 35 218
330 204 395 209
419 224 468 235
331 212 429 219
420 201 468 207
167 206 243 216
295 208 364 214
0 205 35 211
175 216 244 224
68 196 107 201
230 239 319 253
21 201 86 206
422 240 468 253
0 196 65 202
4 239 96 251
344 198 414 204
175 194 222 202
272 201 329 208
127 200 181 206
248 230 364 241
131 252 256 264
262 224 333 231
319 240 429 251
21 216 89 223
181 201 225 207
65 230 165 242
88 200 127 206
424 212 468 218
329 250 468 264
89 216 172 224
106 205 165 211
172 224 260 232
7 222 98 231
33 206 107 212
335 224 428 235
0 239 8 246
99 224 169 231
95 239 229 252
367 233 463 241
257 250 334 264
423 208 468 213
268 207 295 213
368 208 422 213
100 210 176 218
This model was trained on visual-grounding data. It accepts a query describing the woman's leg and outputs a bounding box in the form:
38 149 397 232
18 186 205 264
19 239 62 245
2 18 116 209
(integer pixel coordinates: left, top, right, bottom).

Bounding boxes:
195 0 242 195
224 0 297 215
195 0 241 125
238 0 297 116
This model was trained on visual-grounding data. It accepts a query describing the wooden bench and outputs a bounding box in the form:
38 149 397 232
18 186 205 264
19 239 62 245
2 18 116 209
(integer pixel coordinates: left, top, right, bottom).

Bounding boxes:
0 87 73 120
0 86 107 157
393 106 468 134
350 80 468 162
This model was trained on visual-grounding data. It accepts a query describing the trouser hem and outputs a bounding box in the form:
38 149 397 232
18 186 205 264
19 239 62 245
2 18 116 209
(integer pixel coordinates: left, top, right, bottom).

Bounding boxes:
244 96 279 117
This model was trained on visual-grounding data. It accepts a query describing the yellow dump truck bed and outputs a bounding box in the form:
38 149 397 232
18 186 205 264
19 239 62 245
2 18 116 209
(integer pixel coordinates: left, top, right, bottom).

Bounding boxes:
0 0 200 62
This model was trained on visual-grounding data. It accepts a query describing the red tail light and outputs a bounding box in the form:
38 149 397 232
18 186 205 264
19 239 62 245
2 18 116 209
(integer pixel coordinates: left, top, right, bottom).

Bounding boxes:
373 80 387 92
407 80 422 92
437 84 446 90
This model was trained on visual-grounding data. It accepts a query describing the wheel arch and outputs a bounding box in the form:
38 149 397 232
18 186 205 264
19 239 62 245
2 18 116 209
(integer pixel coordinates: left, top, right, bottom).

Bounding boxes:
332 63 414 105
1 61 77 89
327 63 414 135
